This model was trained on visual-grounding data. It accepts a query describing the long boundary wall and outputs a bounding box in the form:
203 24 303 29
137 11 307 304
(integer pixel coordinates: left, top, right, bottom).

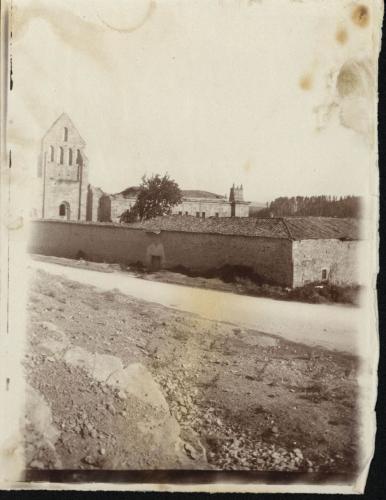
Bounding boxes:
28 220 294 286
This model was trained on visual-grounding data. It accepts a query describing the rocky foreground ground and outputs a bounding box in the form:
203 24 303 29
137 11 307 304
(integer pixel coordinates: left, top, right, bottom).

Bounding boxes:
24 268 359 473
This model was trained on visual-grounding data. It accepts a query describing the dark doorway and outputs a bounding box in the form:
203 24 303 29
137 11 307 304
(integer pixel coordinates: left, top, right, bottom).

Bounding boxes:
151 255 162 271
59 201 70 220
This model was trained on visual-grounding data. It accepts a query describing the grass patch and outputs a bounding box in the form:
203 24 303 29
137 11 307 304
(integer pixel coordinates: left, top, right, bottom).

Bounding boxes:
167 265 361 305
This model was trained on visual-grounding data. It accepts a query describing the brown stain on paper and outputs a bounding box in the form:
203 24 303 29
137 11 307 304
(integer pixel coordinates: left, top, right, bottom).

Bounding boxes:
299 74 313 91
243 160 253 174
336 27 348 45
337 65 361 97
10 0 155 68
351 4 370 28
96 1 156 34
12 3 107 66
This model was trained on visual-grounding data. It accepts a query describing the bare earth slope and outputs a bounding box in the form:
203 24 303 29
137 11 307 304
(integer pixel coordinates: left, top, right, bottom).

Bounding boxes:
24 268 359 474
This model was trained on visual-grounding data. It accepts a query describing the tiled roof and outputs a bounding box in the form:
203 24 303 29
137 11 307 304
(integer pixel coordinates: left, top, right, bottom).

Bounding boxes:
181 190 225 199
129 216 361 240
114 187 225 200
283 217 360 240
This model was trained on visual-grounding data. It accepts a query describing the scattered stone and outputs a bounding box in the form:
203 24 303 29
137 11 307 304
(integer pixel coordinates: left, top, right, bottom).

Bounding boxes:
293 448 303 459
83 455 97 465
184 443 200 460
106 403 116 415
117 390 126 400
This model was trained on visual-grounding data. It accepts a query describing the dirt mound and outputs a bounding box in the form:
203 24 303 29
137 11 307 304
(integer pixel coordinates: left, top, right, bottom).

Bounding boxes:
24 328 207 470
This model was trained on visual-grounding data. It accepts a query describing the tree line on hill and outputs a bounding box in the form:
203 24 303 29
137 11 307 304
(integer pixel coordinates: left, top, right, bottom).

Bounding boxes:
252 195 362 219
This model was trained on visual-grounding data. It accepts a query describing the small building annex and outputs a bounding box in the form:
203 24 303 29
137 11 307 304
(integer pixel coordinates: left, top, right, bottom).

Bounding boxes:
127 215 362 288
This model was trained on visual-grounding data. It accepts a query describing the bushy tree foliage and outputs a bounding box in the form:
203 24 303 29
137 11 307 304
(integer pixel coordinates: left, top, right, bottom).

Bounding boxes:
120 174 182 222
253 195 362 219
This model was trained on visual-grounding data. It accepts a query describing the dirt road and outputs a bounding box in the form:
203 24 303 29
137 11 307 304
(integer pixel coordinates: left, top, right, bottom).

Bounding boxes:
29 258 360 355
25 268 359 473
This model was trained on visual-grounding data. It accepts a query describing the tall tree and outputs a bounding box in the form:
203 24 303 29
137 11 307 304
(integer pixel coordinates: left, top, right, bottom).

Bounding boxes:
251 195 362 218
120 173 182 222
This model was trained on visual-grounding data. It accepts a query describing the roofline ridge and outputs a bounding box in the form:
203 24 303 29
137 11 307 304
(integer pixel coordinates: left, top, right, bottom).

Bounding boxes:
42 112 85 144
281 217 294 240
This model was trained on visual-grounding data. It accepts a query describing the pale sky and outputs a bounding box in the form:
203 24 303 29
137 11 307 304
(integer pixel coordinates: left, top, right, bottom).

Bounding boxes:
9 0 378 203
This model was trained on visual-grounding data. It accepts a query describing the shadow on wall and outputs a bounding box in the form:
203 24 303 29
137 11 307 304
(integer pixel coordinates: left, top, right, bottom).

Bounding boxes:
86 187 93 221
98 195 112 222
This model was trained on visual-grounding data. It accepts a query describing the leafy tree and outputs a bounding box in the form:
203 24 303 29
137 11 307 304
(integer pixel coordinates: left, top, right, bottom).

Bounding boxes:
120 173 182 222
119 205 139 223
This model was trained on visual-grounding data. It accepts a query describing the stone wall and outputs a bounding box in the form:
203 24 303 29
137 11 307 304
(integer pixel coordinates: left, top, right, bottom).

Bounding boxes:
171 199 232 218
93 195 249 222
29 220 294 286
86 186 104 222
292 239 362 287
233 203 250 217
109 196 136 222
42 176 88 221
39 114 88 221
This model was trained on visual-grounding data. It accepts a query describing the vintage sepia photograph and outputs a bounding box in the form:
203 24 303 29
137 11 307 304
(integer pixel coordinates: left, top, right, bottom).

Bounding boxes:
0 0 382 493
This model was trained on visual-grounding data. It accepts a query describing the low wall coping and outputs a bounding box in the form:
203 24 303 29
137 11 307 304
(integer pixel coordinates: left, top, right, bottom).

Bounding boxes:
30 218 294 242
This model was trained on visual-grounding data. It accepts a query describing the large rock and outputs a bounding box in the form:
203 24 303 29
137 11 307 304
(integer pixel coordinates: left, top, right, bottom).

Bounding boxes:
64 347 123 382
32 339 209 469
106 363 169 412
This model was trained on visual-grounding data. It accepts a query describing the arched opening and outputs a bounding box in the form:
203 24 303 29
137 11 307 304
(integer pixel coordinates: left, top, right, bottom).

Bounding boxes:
69 148 73 166
59 147 64 165
64 127 68 141
59 201 70 220
50 145 54 161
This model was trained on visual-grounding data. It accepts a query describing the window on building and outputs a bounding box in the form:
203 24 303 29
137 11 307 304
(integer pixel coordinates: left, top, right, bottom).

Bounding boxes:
59 147 64 165
76 149 83 166
50 146 54 161
69 148 73 166
321 268 328 281
185 211 189 216
64 127 68 141
196 212 200 218
59 204 66 216
202 212 206 219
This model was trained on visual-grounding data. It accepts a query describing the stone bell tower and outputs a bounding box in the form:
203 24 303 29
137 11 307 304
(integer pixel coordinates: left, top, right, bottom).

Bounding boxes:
229 184 249 217
37 113 89 221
